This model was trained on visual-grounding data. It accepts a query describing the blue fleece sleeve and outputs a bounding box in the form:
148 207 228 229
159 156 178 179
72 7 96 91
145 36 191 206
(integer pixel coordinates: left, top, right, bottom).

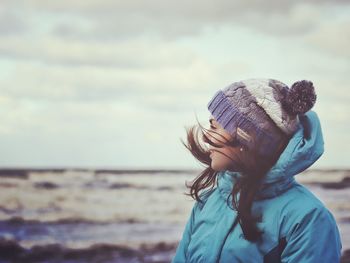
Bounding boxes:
281 206 342 263
171 202 198 263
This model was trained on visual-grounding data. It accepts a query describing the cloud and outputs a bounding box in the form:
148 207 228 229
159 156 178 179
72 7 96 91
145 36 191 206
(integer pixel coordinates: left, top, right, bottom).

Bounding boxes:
0 7 27 36
0 0 349 168
2 1 350 60
0 36 196 68
7 0 345 40
0 57 225 101
304 15 350 58
49 2 321 40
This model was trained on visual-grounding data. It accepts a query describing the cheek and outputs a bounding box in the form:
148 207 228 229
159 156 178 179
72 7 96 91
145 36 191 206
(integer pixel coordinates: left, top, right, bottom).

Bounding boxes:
210 150 234 171
210 148 233 162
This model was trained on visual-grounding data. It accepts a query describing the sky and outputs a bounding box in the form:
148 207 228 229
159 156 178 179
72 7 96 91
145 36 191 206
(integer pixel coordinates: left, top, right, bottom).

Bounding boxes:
0 0 349 169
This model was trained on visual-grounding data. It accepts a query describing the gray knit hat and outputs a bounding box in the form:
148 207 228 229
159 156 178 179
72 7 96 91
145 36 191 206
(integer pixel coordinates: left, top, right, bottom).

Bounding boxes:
207 78 317 157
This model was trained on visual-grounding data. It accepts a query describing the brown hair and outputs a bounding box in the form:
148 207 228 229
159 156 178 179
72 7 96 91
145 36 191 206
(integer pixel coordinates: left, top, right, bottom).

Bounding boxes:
181 115 290 242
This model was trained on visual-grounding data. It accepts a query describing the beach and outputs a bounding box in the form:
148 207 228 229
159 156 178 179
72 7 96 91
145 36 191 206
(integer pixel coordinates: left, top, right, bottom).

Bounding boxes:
0 168 349 262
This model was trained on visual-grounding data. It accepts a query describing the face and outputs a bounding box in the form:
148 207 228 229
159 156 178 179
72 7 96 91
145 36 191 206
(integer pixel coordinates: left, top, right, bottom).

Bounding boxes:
206 116 240 171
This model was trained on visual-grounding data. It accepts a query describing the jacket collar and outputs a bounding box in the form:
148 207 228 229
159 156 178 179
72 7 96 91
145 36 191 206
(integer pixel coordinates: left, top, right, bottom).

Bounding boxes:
217 110 324 201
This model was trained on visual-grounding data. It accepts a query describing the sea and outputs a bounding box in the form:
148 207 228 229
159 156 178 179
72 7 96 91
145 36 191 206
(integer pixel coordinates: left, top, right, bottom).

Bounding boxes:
0 168 349 262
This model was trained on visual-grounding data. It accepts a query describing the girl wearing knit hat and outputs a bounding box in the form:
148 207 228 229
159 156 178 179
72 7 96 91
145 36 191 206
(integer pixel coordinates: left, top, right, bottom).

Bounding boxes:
172 78 342 262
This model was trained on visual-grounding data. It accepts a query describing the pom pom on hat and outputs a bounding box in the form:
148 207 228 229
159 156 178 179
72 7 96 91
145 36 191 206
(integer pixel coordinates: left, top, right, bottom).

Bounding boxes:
282 80 317 115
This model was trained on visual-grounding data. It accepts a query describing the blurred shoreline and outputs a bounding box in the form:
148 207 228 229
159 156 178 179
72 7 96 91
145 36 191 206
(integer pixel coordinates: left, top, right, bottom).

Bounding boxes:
0 168 349 262
0 238 177 263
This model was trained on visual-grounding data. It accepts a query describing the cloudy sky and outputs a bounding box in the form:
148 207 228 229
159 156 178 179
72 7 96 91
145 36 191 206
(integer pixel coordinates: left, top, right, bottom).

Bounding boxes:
0 0 349 169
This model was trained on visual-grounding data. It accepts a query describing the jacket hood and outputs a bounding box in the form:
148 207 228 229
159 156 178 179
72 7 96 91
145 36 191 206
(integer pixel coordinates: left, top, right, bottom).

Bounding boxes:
217 110 324 201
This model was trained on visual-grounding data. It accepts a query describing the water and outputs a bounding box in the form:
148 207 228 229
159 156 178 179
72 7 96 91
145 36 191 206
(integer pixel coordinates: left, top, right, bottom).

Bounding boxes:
0 168 349 262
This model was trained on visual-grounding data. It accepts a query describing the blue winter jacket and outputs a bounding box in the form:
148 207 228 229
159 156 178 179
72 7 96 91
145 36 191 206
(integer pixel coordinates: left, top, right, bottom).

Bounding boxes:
172 111 342 263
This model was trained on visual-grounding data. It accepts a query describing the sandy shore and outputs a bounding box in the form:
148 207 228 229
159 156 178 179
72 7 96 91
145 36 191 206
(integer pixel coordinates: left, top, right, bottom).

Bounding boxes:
0 238 177 263
1 238 350 263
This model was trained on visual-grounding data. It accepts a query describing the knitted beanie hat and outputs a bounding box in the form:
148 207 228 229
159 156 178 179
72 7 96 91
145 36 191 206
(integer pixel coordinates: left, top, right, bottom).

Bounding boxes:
207 78 317 157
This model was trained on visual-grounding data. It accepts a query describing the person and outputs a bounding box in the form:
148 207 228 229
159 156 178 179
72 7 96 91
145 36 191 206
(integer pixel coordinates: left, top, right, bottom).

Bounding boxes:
171 78 343 262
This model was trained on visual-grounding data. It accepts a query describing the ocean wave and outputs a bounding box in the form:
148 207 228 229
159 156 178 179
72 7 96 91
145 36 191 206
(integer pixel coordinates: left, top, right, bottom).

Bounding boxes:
30 180 175 191
0 238 177 263
1 216 147 225
303 176 350 189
